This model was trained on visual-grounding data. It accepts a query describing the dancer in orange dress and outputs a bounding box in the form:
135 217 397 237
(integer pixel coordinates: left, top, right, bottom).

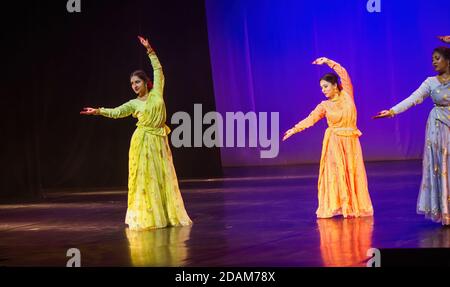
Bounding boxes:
283 57 373 218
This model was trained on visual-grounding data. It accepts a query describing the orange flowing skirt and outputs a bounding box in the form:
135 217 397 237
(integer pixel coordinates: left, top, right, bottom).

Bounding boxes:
317 217 374 266
316 128 374 218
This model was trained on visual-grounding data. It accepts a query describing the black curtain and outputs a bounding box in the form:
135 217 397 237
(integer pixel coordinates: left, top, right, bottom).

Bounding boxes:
1 0 222 201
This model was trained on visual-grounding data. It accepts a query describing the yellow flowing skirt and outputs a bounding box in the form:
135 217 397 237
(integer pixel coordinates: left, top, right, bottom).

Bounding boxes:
125 127 192 230
316 128 374 218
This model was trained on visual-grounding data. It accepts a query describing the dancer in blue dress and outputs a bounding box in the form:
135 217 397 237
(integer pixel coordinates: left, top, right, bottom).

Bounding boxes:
375 47 450 225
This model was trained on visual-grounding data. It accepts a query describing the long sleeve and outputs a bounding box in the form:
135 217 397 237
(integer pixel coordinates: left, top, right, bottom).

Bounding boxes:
99 100 135 119
326 59 353 98
294 103 326 132
148 51 164 98
390 78 432 115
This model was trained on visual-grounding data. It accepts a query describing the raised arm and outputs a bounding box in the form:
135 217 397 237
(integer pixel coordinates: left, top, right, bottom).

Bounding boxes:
373 78 432 118
283 103 326 141
147 50 164 97
326 59 352 96
138 36 164 98
313 57 353 98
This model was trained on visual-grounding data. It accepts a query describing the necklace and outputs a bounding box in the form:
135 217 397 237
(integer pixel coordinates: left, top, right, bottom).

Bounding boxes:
438 74 450 84
438 75 450 81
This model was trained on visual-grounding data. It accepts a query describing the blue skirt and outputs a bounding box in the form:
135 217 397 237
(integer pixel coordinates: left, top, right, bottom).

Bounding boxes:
417 107 450 225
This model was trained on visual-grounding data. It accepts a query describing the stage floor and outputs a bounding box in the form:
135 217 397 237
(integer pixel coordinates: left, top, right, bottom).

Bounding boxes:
1 160 449 267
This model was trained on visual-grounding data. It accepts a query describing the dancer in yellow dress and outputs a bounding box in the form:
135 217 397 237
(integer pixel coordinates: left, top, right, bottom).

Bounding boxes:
81 36 192 230
283 57 373 218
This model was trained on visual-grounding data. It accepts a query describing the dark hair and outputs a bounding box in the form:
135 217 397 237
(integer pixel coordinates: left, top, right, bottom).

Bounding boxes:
433 46 450 62
320 73 342 91
130 70 153 90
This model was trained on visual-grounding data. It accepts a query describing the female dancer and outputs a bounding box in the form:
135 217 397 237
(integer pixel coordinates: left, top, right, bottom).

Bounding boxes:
283 57 374 218
374 47 450 225
80 36 192 230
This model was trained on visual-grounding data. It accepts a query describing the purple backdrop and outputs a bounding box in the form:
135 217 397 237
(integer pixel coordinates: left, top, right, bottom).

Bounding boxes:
204 0 450 166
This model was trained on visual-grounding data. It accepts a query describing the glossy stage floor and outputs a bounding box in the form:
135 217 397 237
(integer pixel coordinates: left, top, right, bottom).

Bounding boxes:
1 160 449 267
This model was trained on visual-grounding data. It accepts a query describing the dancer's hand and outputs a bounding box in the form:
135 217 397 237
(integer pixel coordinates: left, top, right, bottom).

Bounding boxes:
312 57 328 65
438 35 450 44
372 110 394 119
80 107 99 115
138 35 153 51
282 128 297 141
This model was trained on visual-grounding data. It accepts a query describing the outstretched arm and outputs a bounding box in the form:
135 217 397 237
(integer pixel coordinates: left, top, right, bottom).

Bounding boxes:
98 101 135 119
373 78 432 119
80 101 135 119
283 103 326 141
313 57 353 98
138 36 164 98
